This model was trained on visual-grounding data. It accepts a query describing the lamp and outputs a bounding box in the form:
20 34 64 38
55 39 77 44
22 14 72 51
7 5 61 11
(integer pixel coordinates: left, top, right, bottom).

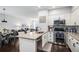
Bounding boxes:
1 8 7 23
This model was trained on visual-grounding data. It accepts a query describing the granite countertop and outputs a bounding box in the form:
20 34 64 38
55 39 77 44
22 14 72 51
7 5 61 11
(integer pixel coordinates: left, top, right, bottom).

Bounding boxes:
65 32 79 41
17 31 47 40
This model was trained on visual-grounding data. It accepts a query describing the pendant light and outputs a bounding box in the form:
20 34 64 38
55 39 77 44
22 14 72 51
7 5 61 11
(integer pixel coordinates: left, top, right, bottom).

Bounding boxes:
1 8 7 23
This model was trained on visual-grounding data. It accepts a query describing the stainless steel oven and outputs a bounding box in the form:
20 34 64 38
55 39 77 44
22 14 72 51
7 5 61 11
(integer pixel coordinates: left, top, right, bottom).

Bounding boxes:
53 20 65 43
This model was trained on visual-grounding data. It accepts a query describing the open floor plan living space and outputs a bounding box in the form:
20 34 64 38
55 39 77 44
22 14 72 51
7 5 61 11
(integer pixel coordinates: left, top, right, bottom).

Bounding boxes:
0 6 79 52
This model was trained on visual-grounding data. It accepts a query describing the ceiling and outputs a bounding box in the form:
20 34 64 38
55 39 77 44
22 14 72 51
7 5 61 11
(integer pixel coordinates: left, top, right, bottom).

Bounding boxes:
38 6 71 10
0 6 39 18
0 6 71 18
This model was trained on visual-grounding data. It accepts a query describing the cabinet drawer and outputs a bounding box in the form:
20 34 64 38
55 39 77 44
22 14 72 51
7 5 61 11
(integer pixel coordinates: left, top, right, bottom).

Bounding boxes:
48 32 54 42
48 37 54 42
49 35 53 37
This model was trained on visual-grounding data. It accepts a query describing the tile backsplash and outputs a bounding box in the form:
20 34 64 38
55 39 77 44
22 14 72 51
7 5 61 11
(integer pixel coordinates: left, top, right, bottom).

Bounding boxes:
66 25 79 33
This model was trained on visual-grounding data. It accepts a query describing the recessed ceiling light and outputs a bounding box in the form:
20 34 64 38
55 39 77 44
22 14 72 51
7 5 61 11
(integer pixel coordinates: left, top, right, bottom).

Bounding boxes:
52 6 56 8
38 6 41 8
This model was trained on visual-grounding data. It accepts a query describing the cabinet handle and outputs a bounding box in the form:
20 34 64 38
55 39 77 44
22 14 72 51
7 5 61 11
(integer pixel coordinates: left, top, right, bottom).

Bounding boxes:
76 42 79 44
73 43 75 47
36 39 41 41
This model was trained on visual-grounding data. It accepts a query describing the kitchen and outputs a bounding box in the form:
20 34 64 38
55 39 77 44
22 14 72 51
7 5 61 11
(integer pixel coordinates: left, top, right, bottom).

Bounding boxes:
0 6 79 52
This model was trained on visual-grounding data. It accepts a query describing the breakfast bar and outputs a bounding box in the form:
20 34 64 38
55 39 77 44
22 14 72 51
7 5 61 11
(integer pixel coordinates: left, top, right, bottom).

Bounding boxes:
18 32 45 52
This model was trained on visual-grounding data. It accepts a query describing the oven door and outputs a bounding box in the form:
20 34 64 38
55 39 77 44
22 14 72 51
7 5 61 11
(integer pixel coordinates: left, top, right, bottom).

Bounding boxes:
56 32 64 38
55 31 64 43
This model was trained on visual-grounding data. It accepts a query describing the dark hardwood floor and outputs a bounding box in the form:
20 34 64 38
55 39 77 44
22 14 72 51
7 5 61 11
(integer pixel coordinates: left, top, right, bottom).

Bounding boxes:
0 39 71 52
0 39 19 52
38 43 71 52
51 43 71 52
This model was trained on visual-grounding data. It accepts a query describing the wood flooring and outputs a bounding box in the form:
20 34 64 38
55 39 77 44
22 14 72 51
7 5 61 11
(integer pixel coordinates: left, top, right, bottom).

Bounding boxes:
0 39 71 52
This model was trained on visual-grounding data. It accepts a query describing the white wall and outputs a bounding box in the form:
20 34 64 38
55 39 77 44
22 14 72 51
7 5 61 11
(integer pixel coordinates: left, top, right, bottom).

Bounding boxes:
0 13 38 30
0 6 38 30
48 7 72 25
1 6 77 32
38 10 48 32
38 7 72 31
71 6 79 25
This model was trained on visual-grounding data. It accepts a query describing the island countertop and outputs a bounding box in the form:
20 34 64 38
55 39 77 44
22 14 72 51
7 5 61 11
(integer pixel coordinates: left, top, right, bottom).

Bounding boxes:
65 32 79 41
17 31 47 40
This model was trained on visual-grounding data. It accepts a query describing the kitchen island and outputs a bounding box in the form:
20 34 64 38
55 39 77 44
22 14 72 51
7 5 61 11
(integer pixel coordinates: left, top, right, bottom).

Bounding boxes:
18 32 46 52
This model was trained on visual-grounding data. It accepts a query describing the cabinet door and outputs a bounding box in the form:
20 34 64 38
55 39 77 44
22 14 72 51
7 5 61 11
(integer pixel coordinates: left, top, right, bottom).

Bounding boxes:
66 34 69 44
73 39 79 52
42 32 48 47
47 32 50 42
19 38 36 52
67 37 72 50
70 38 76 52
67 35 75 52
48 32 54 43
69 38 79 52
75 44 79 52
67 35 72 46
67 34 79 52
66 33 70 44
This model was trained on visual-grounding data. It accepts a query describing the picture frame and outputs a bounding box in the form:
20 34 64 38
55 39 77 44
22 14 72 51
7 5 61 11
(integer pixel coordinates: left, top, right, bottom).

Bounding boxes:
39 16 46 23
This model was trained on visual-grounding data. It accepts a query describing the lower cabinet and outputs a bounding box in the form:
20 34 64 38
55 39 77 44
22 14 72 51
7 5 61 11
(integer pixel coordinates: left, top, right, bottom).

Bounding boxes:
70 39 75 52
75 45 79 52
42 32 48 47
47 32 54 43
67 34 79 52
72 39 79 52
19 38 37 52
42 31 54 47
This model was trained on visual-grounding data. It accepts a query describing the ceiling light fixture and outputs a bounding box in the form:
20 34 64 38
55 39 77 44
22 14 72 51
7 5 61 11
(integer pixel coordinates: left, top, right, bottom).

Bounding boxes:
52 6 56 8
38 6 41 8
1 8 7 23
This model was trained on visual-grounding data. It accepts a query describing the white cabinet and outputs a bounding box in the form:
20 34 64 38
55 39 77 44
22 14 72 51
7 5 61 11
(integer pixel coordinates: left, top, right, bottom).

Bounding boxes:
70 38 75 51
67 36 76 52
72 39 79 52
67 35 73 51
67 34 79 52
42 31 54 48
42 32 48 47
19 38 37 52
48 31 54 43
42 31 54 47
